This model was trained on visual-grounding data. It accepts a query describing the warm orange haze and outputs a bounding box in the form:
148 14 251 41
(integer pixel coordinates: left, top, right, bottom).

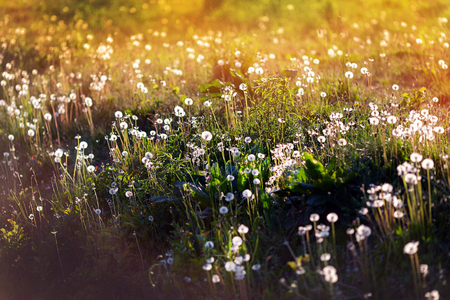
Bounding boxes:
0 0 449 299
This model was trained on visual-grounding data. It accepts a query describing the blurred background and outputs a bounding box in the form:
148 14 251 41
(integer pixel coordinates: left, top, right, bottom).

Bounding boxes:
2 0 450 38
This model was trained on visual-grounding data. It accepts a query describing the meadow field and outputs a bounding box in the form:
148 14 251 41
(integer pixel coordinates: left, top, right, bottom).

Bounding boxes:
0 0 450 299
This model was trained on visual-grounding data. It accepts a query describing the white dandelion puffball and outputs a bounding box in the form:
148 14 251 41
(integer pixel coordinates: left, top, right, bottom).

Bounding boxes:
242 189 252 199
310 213 320 222
85 97 93 107
410 152 423 163
403 241 419 255
421 158 434 170
201 131 213 141
225 193 235 201
204 241 214 249
232 236 243 246
238 224 249 234
327 213 338 223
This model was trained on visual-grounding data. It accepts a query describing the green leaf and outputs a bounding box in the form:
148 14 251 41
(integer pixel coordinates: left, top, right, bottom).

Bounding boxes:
294 168 308 182
288 182 314 193
304 152 325 180
199 79 223 93
328 157 337 174
237 165 249 191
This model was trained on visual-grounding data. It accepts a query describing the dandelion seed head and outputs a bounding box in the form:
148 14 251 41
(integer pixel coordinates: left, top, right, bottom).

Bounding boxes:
310 213 320 222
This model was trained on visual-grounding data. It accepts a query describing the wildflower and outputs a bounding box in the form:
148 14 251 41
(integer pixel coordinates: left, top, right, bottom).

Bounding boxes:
403 241 419 255
8 134 14 141
345 71 353 79
318 136 326 143
381 183 393 193
29 214 34 220
94 209 101 215
425 290 440 300
225 193 235 201
225 261 236 271
212 274 220 283
253 178 260 185
320 253 331 262
44 113 52 121
202 263 212 271
252 264 261 271
323 265 337 276
242 189 252 199
244 136 252 143
248 154 256 161
387 116 397 124
204 241 214 249
369 117 379 125
85 97 93 107
310 213 320 222
232 236 243 246
251 169 259 176
238 224 249 234
324 273 338 283
404 174 418 184
230 147 241 157
434 127 444 134
87 165 95 172
219 206 229 214
27 129 35 137
410 152 423 163
392 84 399 91
356 224 372 238
421 158 434 170
148 215 154 221
201 131 213 141
184 98 193 105
125 191 133 197
55 149 64 158
338 138 347 146
36 206 43 212
393 211 404 218
174 105 186 117
327 213 338 223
